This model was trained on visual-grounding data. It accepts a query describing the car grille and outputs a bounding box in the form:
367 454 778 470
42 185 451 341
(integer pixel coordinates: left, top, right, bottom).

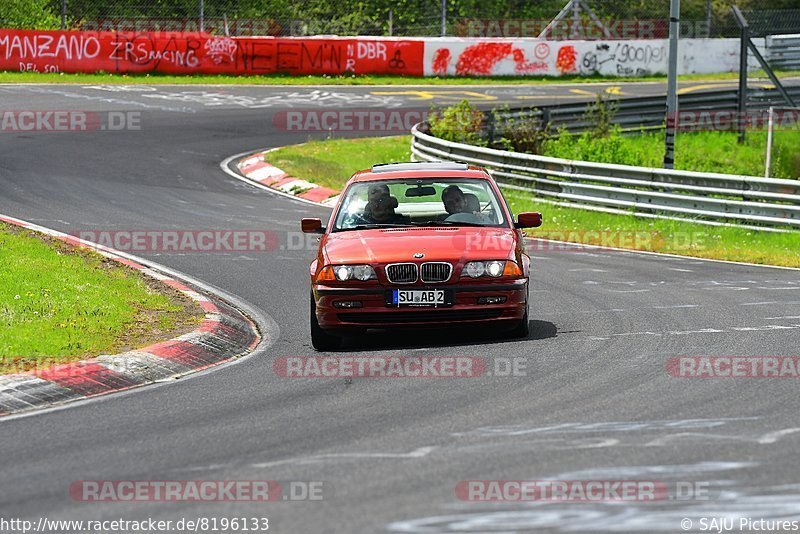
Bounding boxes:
385 263 418 284
338 309 503 324
420 262 452 283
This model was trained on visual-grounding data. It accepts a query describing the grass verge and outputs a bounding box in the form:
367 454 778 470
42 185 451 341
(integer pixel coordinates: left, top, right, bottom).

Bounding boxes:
1 70 798 85
543 128 800 179
264 135 800 268
0 222 204 374
266 136 412 190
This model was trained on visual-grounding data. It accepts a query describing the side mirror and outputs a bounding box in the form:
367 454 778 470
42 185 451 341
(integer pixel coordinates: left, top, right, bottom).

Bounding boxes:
301 218 325 234
515 212 542 229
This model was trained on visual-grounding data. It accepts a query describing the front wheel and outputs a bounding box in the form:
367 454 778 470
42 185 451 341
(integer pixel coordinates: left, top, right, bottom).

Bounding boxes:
507 306 530 339
310 292 341 351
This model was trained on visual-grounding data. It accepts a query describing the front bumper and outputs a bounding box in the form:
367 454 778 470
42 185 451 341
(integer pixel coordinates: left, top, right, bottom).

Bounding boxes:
313 279 528 332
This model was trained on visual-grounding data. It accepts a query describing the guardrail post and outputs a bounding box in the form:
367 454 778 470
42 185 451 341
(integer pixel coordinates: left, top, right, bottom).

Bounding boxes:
733 6 748 143
663 0 680 169
765 106 775 178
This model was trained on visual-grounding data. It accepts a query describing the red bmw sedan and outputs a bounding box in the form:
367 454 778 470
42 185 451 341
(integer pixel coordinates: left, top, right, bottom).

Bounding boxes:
301 161 542 350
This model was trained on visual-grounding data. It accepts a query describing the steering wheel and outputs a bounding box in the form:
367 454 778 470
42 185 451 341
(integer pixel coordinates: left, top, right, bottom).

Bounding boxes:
444 212 485 224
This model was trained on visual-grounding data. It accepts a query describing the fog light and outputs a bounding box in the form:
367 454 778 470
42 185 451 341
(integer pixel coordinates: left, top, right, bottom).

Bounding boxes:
333 301 363 308
478 296 506 304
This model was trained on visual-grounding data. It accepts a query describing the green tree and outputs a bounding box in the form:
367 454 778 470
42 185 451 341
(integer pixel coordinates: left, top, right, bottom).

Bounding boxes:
1 0 60 29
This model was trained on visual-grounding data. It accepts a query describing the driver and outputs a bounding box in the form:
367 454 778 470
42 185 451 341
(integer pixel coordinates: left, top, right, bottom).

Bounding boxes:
358 184 410 224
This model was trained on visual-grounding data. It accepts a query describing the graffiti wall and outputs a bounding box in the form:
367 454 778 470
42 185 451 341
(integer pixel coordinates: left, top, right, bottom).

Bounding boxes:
0 30 424 76
424 38 751 77
0 30 755 78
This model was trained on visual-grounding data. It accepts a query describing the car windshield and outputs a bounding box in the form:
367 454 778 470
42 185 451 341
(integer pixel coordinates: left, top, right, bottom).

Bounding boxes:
332 178 508 231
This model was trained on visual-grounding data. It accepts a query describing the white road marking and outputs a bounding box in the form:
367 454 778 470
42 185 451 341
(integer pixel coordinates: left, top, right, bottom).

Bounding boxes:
764 315 800 320
451 418 751 437
730 325 799 331
251 446 436 468
702 286 750 291
670 328 727 335
652 304 700 309
758 428 800 444
602 324 800 337
646 428 800 447
741 301 800 306
758 287 800 290
668 268 694 272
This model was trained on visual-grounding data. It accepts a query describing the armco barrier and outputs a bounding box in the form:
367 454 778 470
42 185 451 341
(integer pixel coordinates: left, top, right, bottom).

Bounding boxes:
767 34 800 70
0 30 757 77
411 124 800 229
486 85 800 139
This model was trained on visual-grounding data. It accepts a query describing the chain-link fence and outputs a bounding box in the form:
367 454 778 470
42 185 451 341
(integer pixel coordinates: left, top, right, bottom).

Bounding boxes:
2 0 800 37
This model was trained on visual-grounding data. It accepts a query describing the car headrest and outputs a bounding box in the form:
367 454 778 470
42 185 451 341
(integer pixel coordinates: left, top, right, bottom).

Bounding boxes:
464 193 480 213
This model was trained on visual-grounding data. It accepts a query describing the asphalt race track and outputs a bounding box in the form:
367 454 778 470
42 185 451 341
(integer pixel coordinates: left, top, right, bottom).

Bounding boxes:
1 81 800 533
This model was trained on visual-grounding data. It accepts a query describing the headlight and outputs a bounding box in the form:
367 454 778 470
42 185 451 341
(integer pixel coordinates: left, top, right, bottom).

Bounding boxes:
464 261 485 278
463 260 507 278
486 261 504 277
333 265 376 281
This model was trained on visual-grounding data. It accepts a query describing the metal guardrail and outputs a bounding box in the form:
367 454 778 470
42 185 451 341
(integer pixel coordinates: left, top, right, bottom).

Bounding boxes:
485 85 800 140
411 124 800 230
767 34 800 70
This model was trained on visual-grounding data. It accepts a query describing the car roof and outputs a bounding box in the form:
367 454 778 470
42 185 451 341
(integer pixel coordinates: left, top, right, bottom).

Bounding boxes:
349 161 491 183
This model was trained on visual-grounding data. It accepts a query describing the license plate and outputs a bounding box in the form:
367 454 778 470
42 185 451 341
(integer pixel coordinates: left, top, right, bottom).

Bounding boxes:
392 289 445 306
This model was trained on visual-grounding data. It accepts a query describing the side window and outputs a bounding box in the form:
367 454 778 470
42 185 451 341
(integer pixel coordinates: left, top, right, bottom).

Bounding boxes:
335 185 368 229
497 187 514 223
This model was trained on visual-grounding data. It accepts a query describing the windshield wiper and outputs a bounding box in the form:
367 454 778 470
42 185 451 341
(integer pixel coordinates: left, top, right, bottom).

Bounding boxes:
336 223 412 232
412 221 488 227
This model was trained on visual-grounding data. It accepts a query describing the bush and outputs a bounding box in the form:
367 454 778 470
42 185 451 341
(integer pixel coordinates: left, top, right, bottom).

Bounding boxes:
583 92 619 139
428 99 487 147
492 107 552 154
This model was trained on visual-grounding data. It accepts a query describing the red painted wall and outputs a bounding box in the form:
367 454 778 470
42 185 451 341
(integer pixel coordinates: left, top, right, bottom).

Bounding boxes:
0 30 424 76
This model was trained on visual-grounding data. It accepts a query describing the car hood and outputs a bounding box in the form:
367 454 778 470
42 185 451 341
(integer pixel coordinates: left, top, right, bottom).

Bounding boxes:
323 227 516 264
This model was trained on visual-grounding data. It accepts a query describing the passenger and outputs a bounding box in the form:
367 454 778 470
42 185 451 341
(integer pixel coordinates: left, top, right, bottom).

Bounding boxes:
442 185 469 215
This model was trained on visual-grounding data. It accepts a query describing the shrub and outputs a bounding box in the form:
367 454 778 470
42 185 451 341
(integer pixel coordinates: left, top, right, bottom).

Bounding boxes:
428 100 487 147
583 92 619 139
492 106 552 154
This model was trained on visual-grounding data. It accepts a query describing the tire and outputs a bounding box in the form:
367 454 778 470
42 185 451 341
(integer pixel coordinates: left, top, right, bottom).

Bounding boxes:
507 305 530 339
310 292 341 351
